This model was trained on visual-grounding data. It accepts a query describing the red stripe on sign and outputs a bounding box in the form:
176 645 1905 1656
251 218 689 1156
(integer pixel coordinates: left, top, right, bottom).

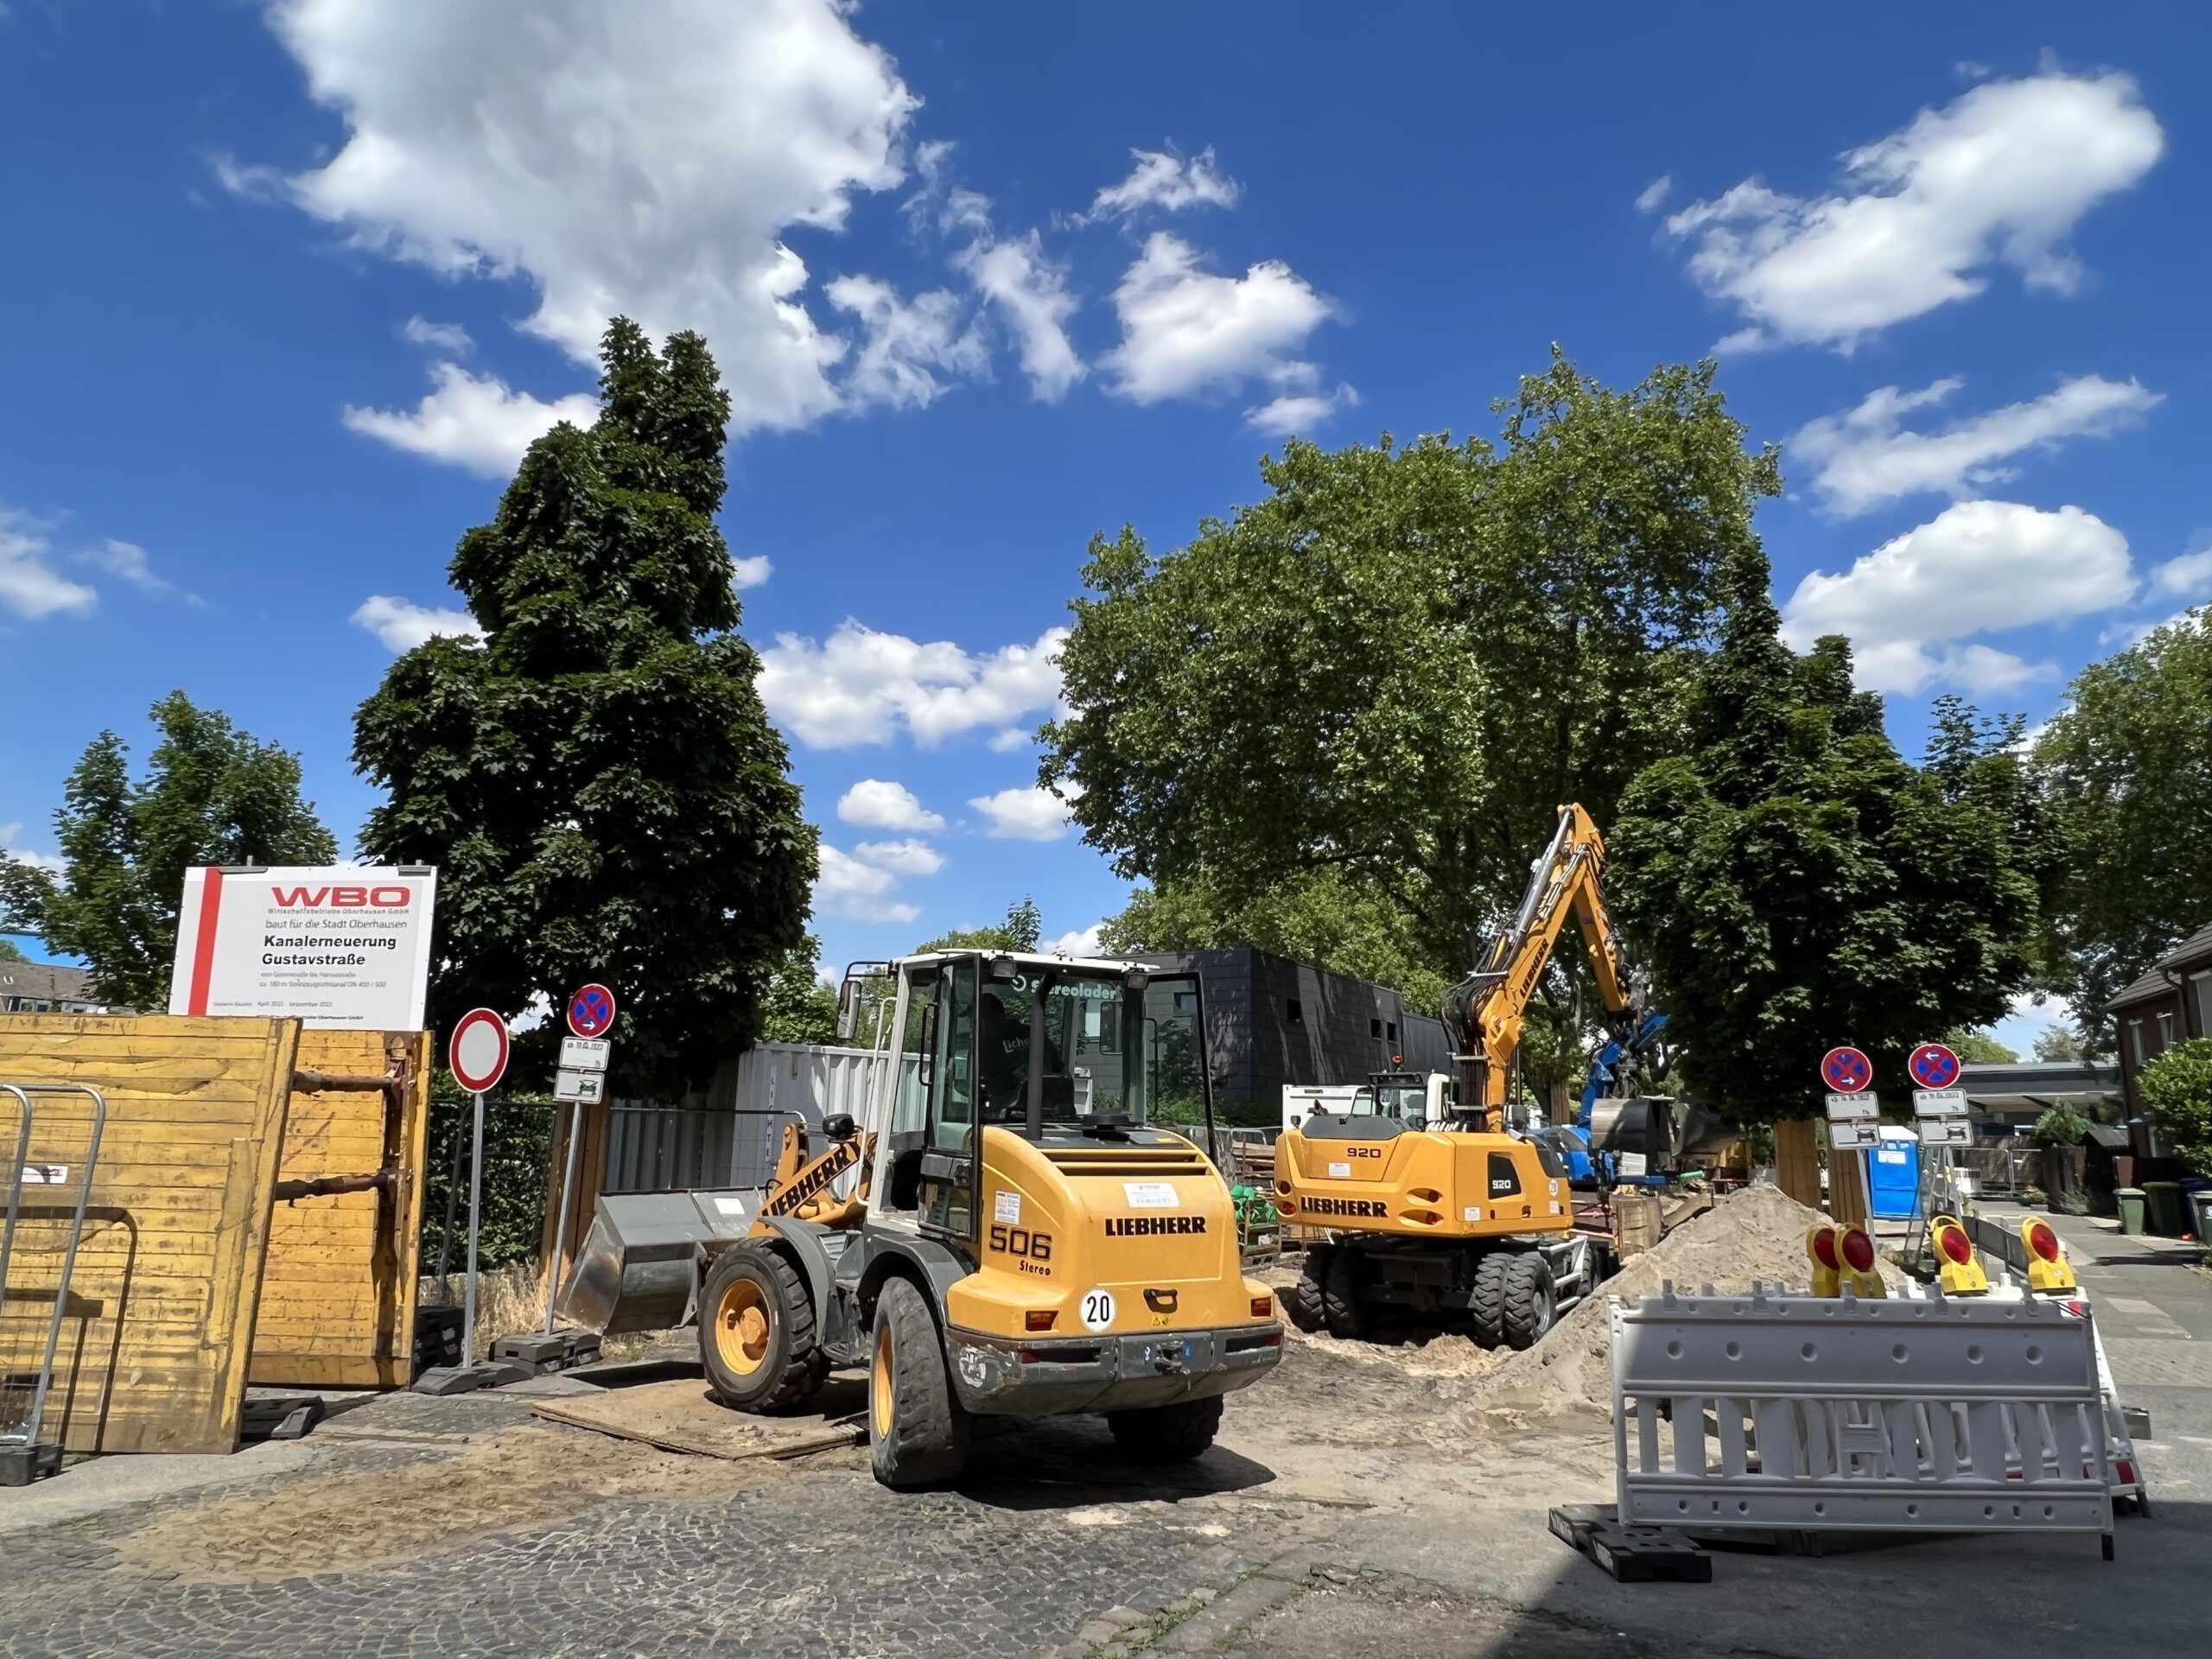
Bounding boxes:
186 867 225 1015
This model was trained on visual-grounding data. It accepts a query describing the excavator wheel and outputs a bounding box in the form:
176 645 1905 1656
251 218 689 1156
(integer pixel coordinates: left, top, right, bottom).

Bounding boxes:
1108 1395 1224 1463
1286 1247 1332 1333
701 1243 823 1411
1470 1250 1511 1349
1321 1249 1366 1340
1501 1253 1557 1351
868 1276 969 1489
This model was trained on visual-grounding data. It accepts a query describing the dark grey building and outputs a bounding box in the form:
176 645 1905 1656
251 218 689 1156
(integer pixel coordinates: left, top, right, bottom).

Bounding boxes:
0 961 117 1014
1135 948 1450 1122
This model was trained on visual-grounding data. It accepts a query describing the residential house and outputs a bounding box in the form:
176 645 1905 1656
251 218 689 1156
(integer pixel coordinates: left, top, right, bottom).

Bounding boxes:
2105 920 2212 1113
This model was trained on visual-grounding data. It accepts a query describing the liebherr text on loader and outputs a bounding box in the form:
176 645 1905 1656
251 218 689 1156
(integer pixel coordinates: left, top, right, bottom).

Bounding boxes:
697 950 1284 1488
1277 804 1659 1350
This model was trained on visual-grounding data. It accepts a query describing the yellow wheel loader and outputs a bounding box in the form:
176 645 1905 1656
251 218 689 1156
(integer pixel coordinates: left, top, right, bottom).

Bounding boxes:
697 950 1284 1488
1276 805 1653 1349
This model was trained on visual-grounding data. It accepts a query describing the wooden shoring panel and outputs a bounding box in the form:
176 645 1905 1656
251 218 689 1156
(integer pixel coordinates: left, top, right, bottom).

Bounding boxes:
248 1029 430 1390
0 1014 298 1453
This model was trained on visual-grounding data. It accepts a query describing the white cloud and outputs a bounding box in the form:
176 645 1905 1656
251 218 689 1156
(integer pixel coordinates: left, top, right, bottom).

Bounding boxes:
343 363 600 476
824 276 988 411
957 232 1084 402
1781 500 2133 694
401 315 473 353
1102 232 1338 408
1086 147 1241 219
854 838 945 876
1246 384 1360 438
1791 374 2162 517
74 538 184 599
1046 921 1106 957
0 823 67 879
987 727 1032 753
969 783 1079 842
2152 541 2212 598
760 621 1067 748
1666 69 2164 351
351 594 478 652
1633 174 1673 214
730 554 772 590
814 843 920 925
836 779 946 833
261 0 917 433
0 509 98 620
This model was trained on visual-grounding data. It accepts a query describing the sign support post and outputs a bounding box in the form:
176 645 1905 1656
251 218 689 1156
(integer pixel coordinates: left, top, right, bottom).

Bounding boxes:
543 1101 585 1337
493 1009 613 1373
417 1007 528 1395
464 1088 486 1365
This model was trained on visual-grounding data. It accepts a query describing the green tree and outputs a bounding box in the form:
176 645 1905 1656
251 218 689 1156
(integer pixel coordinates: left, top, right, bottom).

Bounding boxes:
2035 612 2211 1036
916 897 1043 954
1608 572 2044 1125
2138 1037 2212 1179
1944 1027 2018 1065
0 692 337 1007
2032 1027 2090 1063
759 937 839 1046
1043 353 1781 986
353 320 814 1090
0 939 24 963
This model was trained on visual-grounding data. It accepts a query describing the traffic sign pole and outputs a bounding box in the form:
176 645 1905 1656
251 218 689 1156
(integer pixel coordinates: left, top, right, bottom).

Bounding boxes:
543 1099 586 1337
464 1087 486 1365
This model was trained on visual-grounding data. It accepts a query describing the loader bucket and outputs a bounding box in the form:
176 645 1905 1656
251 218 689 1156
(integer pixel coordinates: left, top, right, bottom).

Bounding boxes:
558 1189 763 1335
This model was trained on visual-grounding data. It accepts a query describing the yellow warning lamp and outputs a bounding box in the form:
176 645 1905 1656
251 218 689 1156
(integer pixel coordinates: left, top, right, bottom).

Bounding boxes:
1805 1224 1841 1297
2020 1217 2079 1295
1836 1224 1888 1299
1929 1213 1988 1295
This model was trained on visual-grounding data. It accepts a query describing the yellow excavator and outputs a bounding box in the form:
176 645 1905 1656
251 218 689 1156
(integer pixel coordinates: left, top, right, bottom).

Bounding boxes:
1276 804 1652 1348
697 950 1284 1487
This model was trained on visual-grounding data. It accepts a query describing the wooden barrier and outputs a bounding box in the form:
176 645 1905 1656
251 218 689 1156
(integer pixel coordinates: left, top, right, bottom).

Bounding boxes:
0 1015 298 1454
250 1029 431 1389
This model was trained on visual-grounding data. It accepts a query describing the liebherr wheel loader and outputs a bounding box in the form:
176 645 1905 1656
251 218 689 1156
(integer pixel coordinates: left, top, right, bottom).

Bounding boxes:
698 950 1284 1488
1276 804 1661 1351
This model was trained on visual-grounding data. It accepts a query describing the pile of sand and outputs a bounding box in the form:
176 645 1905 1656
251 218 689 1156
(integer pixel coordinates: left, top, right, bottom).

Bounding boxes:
1465 1183 1900 1425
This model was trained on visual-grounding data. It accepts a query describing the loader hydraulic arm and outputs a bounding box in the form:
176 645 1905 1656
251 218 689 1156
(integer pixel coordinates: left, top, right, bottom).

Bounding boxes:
1441 804 1643 1130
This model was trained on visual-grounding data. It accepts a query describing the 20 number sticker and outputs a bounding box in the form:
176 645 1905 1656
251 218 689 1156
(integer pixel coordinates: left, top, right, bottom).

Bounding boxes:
1080 1287 1116 1332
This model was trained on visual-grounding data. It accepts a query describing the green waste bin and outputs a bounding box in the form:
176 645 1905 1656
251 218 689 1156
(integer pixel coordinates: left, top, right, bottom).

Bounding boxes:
2117 1187 2146 1236
2144 1181 2184 1236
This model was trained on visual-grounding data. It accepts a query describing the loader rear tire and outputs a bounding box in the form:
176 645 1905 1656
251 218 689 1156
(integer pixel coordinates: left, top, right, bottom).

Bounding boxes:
1470 1250 1510 1349
1321 1249 1366 1340
702 1243 822 1411
1286 1247 1332 1333
868 1277 969 1490
1107 1395 1223 1463
1501 1253 1557 1351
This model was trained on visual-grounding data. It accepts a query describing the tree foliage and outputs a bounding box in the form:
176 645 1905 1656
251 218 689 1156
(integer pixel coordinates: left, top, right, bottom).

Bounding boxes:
0 691 337 1007
759 936 838 1046
2031 1026 2092 1063
2139 1037 2212 1179
1608 573 2044 1124
1044 353 1781 981
353 320 813 1090
915 897 1043 955
1944 1027 2018 1065
2034 612 2212 1036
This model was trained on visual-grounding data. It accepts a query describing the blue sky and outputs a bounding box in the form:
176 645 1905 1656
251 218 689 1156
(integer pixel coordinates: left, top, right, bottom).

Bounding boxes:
3 5 2207 1055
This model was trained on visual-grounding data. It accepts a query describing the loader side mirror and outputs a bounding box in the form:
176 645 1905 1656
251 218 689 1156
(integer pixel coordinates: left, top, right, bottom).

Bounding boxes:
836 979 860 1042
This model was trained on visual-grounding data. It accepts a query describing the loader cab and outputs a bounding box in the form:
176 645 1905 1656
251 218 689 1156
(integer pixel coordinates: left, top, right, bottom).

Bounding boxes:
849 951 1216 1252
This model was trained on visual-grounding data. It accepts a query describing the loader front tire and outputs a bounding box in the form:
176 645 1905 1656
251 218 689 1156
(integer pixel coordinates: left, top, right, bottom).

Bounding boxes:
1470 1250 1510 1349
1107 1395 1224 1463
1286 1247 1332 1333
702 1243 822 1411
868 1277 969 1490
1321 1249 1366 1340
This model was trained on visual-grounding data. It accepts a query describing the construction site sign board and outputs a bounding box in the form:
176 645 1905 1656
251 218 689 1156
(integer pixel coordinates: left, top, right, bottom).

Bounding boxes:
1820 1046 1873 1093
1913 1089 1969 1116
558 1036 611 1072
169 864 437 1029
554 1067 606 1106
1827 1118 1880 1151
1824 1091 1879 1120
1916 1116 1973 1147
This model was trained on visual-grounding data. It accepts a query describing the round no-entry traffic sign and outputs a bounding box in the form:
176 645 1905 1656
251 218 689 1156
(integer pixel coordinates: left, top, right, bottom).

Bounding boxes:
566 982 617 1039
448 1007 510 1094
1821 1046 1873 1093
1910 1042 1962 1090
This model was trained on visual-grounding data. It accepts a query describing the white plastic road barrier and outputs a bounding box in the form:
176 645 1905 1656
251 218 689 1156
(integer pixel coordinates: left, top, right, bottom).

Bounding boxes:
1612 1282 2113 1548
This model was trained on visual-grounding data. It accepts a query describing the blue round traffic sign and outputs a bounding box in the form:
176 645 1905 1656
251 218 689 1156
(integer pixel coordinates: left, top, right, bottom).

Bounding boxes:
1910 1042 1961 1090
566 982 616 1039
1820 1046 1873 1093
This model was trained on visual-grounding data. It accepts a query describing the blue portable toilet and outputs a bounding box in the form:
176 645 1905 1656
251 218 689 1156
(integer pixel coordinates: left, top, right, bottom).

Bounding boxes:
1868 1126 1921 1219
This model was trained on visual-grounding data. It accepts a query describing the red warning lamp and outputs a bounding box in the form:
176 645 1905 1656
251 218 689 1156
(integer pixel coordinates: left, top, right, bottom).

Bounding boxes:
1840 1228 1878 1274
2024 1219 2062 1262
1810 1228 1840 1270
1937 1225 1974 1266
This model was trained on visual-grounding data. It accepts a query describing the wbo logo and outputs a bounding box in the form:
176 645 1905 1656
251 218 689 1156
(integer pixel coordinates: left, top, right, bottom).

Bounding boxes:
270 885 414 908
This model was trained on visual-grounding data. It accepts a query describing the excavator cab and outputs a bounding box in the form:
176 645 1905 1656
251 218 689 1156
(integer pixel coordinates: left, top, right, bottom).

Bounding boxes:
702 950 1284 1489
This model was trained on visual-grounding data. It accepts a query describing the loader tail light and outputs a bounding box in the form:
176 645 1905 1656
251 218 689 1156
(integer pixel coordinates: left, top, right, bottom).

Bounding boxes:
1840 1227 1876 1274
1938 1225 1974 1266
1025 1309 1056 1332
1250 1296 1273 1319
2026 1220 2062 1262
